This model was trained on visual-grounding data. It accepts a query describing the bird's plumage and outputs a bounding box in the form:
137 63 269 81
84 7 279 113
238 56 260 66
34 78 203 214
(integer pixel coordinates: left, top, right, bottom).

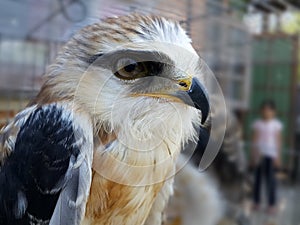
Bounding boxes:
0 103 93 225
0 14 209 225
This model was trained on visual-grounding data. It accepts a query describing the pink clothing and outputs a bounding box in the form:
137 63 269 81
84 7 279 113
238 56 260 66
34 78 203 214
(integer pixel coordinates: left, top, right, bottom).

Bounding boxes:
252 118 283 158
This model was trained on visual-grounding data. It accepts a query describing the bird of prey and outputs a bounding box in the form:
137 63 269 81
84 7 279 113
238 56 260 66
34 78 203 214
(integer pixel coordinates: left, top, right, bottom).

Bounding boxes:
0 14 209 225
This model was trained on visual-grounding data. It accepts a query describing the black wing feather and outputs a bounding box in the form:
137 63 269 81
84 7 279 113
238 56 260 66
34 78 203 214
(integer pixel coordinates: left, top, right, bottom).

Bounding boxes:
0 104 83 225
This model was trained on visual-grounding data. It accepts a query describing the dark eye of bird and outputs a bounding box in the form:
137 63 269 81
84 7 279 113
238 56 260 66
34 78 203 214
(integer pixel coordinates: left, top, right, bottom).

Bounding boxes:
114 58 164 80
124 63 137 73
114 58 147 80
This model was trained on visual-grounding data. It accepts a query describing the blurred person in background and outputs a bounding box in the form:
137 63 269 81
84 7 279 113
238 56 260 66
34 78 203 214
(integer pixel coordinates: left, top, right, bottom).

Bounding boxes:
251 100 283 214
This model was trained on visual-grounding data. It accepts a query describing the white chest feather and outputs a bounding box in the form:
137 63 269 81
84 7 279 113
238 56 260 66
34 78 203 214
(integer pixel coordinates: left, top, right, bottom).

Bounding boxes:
82 136 178 225
82 102 200 225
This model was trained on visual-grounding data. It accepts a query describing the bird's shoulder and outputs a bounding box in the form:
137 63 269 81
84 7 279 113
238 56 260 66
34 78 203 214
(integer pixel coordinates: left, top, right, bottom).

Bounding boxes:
0 105 37 166
0 102 92 166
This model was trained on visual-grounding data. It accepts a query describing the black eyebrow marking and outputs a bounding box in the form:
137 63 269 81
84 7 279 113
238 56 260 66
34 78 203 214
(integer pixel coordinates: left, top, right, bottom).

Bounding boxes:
84 53 104 64
103 49 173 66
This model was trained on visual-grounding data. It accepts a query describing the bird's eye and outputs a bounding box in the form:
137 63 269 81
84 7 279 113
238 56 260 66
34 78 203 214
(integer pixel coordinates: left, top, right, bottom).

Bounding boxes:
115 58 147 80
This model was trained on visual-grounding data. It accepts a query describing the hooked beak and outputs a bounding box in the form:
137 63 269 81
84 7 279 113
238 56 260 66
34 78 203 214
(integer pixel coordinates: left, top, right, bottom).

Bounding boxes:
174 77 210 124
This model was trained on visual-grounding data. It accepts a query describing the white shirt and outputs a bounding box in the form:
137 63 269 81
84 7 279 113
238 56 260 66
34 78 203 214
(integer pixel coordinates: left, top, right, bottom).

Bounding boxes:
252 118 283 158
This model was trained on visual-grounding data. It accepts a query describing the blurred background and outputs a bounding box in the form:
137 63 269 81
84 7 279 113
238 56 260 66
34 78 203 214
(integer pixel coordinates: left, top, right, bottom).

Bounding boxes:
0 0 299 224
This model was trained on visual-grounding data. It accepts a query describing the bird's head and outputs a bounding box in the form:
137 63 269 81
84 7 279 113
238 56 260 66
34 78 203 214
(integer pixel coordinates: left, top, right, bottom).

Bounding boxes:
38 14 210 174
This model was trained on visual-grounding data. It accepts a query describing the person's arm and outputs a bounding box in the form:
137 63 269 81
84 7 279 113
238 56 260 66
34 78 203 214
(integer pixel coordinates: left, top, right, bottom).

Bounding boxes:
274 130 282 169
250 129 260 168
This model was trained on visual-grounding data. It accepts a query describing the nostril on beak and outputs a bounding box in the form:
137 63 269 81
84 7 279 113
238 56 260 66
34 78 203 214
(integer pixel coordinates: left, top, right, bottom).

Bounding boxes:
179 81 188 88
178 78 192 91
